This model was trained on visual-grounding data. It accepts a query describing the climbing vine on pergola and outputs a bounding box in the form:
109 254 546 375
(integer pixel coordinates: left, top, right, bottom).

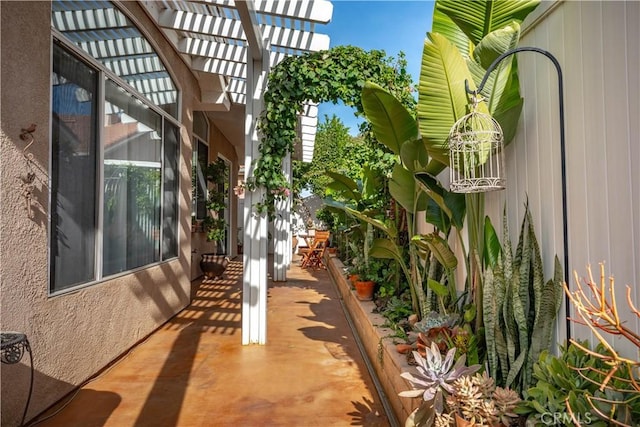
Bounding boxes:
247 45 415 217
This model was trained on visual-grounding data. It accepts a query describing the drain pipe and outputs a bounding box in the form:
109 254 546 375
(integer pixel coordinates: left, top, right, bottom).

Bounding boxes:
329 273 401 427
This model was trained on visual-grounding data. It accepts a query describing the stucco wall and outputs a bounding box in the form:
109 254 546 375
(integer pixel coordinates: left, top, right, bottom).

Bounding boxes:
0 2 200 425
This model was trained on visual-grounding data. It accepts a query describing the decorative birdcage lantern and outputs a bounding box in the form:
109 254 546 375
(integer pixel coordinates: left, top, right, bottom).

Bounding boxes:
448 94 506 193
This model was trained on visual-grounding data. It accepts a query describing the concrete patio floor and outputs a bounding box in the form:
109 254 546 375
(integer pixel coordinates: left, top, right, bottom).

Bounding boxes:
33 257 391 427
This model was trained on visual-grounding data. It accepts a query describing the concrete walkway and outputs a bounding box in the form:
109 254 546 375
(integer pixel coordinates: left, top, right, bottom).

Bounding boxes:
33 258 390 427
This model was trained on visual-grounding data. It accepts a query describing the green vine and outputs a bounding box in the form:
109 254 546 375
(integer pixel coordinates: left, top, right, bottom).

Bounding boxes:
248 46 415 217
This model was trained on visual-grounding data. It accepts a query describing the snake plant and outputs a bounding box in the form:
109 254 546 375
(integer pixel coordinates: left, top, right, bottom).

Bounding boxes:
482 202 563 394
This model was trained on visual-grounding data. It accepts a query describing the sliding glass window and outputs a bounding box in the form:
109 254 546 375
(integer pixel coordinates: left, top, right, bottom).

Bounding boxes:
50 0 180 293
51 43 99 290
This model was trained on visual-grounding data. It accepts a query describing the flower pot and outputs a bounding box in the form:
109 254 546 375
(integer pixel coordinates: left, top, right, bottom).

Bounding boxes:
455 414 472 427
355 280 375 301
348 274 360 286
200 253 229 279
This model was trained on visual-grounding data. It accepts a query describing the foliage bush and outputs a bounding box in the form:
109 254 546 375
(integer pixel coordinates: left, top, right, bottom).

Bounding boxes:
517 342 611 426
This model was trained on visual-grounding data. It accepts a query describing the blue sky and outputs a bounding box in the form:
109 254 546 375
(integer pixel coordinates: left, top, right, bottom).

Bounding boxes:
317 1 435 134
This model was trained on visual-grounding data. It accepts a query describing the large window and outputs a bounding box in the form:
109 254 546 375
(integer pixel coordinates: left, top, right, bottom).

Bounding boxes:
51 2 180 293
192 112 209 220
51 44 99 288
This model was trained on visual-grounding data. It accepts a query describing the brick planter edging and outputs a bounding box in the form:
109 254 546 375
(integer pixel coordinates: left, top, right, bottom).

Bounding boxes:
325 255 418 425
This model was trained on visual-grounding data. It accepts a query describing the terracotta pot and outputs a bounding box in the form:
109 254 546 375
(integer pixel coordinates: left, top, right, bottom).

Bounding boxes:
396 343 413 354
355 280 375 301
348 274 360 285
455 414 472 427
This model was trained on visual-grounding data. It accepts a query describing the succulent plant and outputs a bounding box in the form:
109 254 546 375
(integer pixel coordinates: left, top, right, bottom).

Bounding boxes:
442 372 522 426
450 376 497 426
434 412 454 427
492 386 521 425
412 312 459 333
399 343 481 413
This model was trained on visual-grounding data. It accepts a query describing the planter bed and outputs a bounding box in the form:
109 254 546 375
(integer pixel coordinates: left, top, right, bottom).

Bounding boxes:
325 255 417 425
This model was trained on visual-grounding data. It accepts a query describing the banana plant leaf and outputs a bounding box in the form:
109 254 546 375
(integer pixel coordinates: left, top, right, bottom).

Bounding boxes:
425 159 447 176
369 238 402 260
369 238 413 296
361 164 382 201
400 137 430 173
414 172 466 230
468 23 524 144
435 0 540 46
425 197 450 234
361 82 419 156
432 3 472 59
418 33 487 166
412 233 457 270
389 163 427 214
344 206 397 240
325 171 361 203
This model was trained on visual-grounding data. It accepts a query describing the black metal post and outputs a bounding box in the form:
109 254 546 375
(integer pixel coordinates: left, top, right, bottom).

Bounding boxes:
466 47 571 341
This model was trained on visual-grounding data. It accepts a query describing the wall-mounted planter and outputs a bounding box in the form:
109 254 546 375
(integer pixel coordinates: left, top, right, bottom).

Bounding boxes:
325 255 418 425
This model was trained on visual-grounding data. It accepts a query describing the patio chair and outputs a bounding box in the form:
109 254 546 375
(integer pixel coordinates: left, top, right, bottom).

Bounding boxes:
300 230 330 269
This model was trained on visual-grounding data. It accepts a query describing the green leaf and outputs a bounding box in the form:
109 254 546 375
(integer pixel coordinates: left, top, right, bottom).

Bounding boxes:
428 279 449 297
425 197 450 233
432 4 472 59
463 304 477 323
344 206 396 239
369 238 401 260
415 172 466 230
400 137 430 173
483 266 499 379
361 82 419 156
390 163 428 215
435 0 540 46
325 171 361 202
484 215 501 268
415 233 457 270
418 33 482 166
468 23 524 144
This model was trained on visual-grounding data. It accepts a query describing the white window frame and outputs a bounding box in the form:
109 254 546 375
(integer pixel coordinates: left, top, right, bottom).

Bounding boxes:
49 31 182 296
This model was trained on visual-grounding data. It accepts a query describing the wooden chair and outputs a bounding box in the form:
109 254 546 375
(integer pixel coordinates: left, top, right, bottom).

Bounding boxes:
300 230 330 269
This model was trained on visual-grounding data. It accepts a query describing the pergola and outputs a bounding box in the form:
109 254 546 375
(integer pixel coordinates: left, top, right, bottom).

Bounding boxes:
140 0 334 344
52 0 333 344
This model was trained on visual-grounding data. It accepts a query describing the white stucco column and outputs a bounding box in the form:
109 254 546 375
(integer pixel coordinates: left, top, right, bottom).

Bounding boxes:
242 41 270 345
273 152 292 281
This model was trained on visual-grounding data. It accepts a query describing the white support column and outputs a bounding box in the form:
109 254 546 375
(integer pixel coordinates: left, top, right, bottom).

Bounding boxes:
284 152 293 270
273 152 292 281
242 41 270 345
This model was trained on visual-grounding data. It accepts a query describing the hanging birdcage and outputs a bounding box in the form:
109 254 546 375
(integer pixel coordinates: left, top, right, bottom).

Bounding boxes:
448 95 506 193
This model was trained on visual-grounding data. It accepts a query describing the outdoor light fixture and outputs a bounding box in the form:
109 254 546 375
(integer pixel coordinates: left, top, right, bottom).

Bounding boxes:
448 93 506 193
455 46 571 339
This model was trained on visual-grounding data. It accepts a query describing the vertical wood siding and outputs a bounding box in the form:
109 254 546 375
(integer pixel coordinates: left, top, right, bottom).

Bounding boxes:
486 1 639 357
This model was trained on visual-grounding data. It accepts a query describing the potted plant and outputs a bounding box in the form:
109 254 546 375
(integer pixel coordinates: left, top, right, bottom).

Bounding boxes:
200 159 230 279
353 268 376 301
351 257 387 301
